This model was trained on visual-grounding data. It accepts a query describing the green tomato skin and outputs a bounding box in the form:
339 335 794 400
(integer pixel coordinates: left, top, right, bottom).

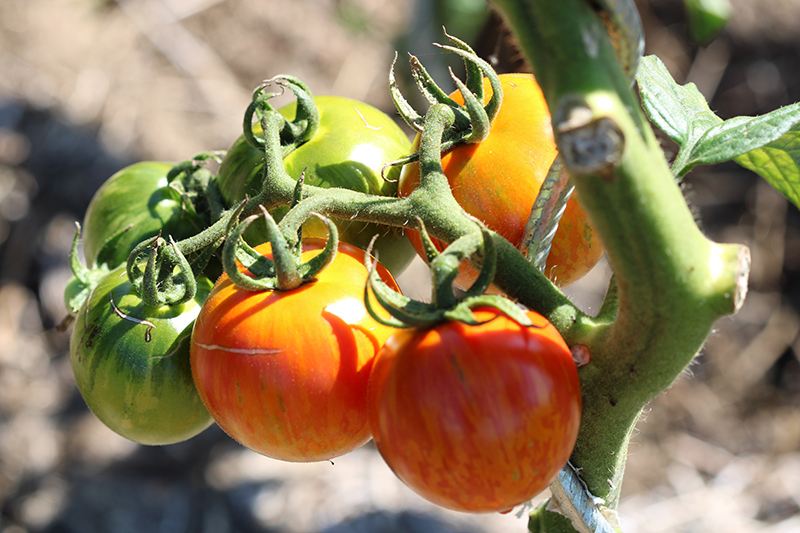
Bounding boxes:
216 95 416 275
70 266 214 445
82 162 206 269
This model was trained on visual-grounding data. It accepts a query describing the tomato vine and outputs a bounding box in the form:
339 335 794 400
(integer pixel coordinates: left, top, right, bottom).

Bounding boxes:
61 0 785 529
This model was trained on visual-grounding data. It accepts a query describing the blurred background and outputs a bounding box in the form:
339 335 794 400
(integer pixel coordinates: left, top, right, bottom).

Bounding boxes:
1 0 800 531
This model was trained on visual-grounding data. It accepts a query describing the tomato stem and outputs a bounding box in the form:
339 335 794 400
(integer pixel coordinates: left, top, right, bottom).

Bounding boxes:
492 0 750 527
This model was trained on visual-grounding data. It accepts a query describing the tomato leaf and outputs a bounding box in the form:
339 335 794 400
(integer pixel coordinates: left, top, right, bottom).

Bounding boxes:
734 126 800 210
636 55 719 148
637 55 800 209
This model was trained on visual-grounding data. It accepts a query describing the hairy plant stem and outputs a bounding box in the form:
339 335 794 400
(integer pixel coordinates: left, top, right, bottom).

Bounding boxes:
491 0 750 527
270 105 600 339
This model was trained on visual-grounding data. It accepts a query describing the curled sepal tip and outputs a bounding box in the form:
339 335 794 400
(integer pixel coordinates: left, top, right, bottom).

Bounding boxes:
243 75 319 154
268 75 320 147
440 28 484 103
64 223 110 318
432 42 503 125
297 212 338 281
222 213 279 292
127 234 197 308
447 68 490 144
389 53 424 133
460 225 497 300
221 206 339 292
409 53 460 109
363 236 438 329
363 222 533 330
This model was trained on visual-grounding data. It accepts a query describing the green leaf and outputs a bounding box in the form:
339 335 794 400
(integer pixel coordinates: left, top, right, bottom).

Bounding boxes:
735 127 800 210
683 0 732 44
636 55 720 146
691 105 800 167
637 54 800 208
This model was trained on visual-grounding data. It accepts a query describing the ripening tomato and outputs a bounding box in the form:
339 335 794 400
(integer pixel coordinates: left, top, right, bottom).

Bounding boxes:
216 95 416 275
368 308 582 513
190 239 400 462
81 162 206 269
398 74 603 288
70 265 214 445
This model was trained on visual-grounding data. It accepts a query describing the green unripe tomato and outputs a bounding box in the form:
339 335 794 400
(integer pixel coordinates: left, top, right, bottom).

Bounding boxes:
70 265 214 445
82 162 206 269
216 95 415 275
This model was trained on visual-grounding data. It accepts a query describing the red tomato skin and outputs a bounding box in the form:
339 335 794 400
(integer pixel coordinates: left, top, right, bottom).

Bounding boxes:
368 308 581 513
399 74 603 288
191 239 399 462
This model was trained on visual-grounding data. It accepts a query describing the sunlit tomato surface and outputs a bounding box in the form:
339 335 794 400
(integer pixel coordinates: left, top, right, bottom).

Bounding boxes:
82 162 206 269
190 239 400 462
368 308 582 513
216 95 416 276
398 74 603 288
70 265 214 445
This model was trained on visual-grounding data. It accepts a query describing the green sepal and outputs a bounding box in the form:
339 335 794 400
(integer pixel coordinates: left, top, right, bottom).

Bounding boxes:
242 75 320 156
409 53 460 108
363 243 441 329
296 213 338 281
221 205 339 292
64 223 110 316
363 222 533 330
442 29 484 103
165 151 225 225
415 217 441 265
460 225 498 299
389 53 425 133
384 34 503 176
449 71 490 144
291 170 306 245
129 234 197 307
433 41 503 124
223 213 278 291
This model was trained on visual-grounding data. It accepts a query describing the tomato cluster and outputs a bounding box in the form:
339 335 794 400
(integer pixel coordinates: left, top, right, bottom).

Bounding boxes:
65 64 588 515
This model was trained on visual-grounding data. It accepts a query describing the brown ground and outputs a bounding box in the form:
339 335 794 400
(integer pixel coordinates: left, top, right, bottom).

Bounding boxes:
1 0 800 532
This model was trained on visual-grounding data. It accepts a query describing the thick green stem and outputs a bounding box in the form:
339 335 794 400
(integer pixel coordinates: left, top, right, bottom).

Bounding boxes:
492 0 750 518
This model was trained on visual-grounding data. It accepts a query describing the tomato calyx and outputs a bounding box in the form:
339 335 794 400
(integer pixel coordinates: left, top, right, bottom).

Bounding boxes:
165 151 227 225
221 201 339 292
127 233 199 307
383 31 503 177
243 75 320 157
365 219 533 329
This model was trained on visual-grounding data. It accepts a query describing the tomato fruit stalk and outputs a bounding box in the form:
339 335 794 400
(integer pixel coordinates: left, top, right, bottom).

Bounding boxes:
216 95 416 275
190 239 400 462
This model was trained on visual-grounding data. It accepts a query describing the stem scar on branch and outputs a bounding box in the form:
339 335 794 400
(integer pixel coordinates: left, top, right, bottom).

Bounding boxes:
555 96 624 178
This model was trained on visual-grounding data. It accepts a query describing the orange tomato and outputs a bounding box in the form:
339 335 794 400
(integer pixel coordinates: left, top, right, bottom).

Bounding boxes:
399 73 603 288
190 239 398 462
368 307 582 513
